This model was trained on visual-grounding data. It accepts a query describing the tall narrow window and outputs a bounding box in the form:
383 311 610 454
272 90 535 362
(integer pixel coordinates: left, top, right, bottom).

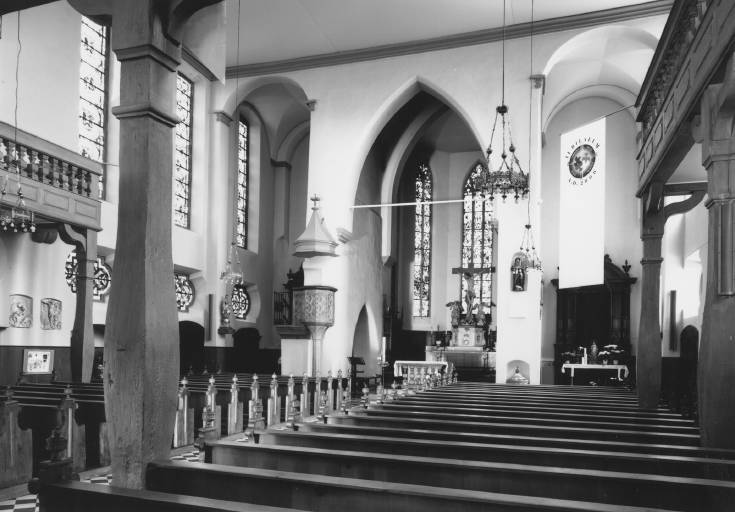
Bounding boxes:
413 164 432 317
78 16 108 192
174 73 193 228
461 163 494 313
236 120 249 249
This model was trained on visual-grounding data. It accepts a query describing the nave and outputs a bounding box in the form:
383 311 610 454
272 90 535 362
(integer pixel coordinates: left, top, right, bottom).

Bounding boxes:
31 379 735 512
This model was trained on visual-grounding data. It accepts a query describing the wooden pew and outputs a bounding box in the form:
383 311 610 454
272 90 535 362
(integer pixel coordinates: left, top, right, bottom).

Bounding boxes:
181 372 352 440
256 429 735 480
295 421 735 462
390 396 690 421
326 412 701 445
205 441 735 510
355 406 699 435
10 384 108 472
37 480 304 512
0 391 33 488
372 401 697 426
13 389 88 475
146 460 682 512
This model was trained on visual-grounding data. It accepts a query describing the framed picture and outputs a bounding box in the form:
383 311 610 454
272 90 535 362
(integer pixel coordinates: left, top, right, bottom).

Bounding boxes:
40 298 62 330
9 294 32 328
22 349 55 375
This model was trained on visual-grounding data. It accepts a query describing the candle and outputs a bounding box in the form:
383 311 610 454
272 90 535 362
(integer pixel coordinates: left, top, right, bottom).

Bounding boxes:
381 336 386 362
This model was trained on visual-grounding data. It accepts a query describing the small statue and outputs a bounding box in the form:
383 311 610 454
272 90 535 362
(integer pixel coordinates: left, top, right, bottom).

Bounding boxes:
217 295 235 335
446 301 461 328
463 272 476 315
511 257 526 292
589 340 599 364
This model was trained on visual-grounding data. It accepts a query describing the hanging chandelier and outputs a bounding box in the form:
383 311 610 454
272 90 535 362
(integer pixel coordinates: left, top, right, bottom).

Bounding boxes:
220 242 243 286
0 175 36 234
480 0 529 202
520 223 541 270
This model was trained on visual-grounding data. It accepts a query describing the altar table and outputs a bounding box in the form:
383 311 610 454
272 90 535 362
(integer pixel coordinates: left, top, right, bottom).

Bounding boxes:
561 363 629 385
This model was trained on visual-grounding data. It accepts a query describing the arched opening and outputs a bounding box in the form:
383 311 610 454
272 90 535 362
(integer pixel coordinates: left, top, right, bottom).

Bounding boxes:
179 321 204 376
366 91 484 366
232 327 280 374
351 306 371 385
232 78 311 351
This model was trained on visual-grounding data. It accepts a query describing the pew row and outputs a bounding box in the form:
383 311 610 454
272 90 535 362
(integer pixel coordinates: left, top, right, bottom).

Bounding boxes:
145 461 680 512
205 441 735 511
36 480 304 512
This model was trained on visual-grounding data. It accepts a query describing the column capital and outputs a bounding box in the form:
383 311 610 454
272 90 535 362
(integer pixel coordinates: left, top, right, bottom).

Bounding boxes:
640 256 664 266
530 74 546 93
114 44 180 71
214 111 233 127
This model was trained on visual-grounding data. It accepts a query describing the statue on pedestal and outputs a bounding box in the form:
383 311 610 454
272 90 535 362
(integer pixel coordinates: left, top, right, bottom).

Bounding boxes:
463 272 476 318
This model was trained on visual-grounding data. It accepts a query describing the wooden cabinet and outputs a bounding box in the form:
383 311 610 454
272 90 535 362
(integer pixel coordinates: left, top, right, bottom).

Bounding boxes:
552 255 637 383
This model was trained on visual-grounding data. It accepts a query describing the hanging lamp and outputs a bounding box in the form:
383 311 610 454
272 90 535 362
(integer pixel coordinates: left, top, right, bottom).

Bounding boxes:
479 0 529 202
519 0 541 271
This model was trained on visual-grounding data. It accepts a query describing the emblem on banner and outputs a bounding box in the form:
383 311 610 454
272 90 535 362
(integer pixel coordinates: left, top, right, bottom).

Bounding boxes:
565 137 601 185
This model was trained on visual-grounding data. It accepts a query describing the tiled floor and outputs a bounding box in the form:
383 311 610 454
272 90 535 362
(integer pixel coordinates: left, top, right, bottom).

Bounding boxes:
0 450 200 512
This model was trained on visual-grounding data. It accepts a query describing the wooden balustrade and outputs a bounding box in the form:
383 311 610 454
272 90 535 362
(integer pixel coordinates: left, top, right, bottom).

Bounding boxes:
636 0 735 189
0 121 102 229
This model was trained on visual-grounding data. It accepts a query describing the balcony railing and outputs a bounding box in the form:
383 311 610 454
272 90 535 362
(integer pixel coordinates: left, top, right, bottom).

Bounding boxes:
634 0 734 189
273 291 292 325
0 121 102 230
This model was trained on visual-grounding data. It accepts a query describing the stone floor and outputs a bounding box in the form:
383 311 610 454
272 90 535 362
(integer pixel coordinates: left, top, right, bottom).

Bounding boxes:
0 450 200 512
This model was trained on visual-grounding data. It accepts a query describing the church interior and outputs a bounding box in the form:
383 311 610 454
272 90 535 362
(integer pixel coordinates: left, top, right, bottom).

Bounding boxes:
1 0 735 510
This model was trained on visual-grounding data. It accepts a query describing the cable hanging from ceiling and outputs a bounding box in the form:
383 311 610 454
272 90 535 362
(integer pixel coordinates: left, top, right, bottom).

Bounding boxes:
1 11 36 233
519 0 541 271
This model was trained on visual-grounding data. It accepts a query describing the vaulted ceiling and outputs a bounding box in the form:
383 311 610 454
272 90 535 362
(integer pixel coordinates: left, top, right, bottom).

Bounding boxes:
224 0 668 67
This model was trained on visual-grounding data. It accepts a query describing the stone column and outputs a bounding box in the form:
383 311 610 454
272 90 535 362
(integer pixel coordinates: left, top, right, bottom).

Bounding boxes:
699 78 735 448
637 184 664 409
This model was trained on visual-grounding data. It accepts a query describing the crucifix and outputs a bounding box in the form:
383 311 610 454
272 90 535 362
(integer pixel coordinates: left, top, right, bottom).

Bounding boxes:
451 263 494 320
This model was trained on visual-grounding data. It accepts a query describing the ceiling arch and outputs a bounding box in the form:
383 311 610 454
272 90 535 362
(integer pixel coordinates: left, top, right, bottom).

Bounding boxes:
542 25 658 131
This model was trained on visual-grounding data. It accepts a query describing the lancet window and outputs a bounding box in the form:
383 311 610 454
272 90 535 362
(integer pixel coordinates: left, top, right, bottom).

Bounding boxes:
236 120 249 249
412 164 432 317
461 163 494 313
78 16 108 197
174 73 194 228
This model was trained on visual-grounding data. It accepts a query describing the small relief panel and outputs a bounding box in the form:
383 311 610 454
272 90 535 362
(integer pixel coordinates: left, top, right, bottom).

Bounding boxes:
9 294 32 328
40 298 62 330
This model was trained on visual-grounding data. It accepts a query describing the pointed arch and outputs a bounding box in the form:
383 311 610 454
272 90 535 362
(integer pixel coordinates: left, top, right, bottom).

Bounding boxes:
352 76 483 232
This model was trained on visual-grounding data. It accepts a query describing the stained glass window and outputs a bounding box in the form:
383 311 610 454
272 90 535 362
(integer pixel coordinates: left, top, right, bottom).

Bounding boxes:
79 16 108 197
231 284 250 320
174 274 195 312
236 120 249 249
412 164 432 317
461 163 495 314
64 251 112 300
174 74 193 228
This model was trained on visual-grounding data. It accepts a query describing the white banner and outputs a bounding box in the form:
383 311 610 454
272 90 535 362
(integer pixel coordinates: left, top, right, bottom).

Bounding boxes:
558 118 606 289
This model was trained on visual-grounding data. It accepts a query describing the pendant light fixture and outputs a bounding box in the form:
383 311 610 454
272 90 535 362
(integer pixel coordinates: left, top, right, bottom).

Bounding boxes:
519 0 541 271
478 0 530 202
